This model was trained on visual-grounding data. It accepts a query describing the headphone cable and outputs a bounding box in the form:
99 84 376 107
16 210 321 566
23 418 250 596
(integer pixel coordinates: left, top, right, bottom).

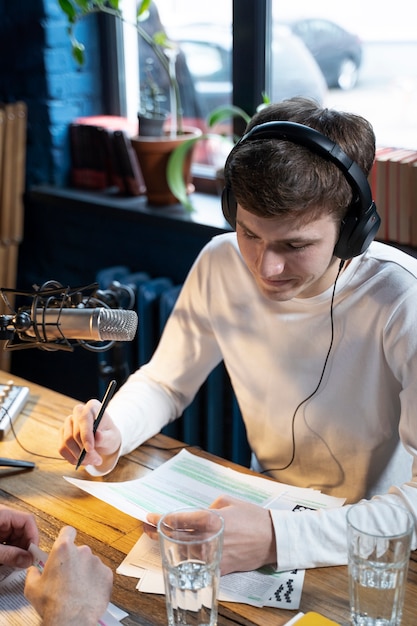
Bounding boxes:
262 258 345 474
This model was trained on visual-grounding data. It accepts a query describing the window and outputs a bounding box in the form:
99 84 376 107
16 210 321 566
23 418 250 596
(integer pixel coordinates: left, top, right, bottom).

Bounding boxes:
138 0 234 181
152 0 232 121
272 0 417 149
120 0 416 178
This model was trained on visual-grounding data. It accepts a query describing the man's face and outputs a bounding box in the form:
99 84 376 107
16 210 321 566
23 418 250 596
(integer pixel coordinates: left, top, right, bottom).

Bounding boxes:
236 205 341 300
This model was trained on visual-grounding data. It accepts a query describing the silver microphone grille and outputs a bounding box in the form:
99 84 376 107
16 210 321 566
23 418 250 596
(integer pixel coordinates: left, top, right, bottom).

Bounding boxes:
97 309 138 341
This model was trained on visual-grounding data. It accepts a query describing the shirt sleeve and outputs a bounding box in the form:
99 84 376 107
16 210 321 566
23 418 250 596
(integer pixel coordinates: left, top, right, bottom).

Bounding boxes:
85 239 224 476
272 487 417 571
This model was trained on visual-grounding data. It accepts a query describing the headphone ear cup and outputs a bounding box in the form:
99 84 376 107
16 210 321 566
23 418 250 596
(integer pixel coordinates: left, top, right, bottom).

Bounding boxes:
222 187 237 229
334 202 381 260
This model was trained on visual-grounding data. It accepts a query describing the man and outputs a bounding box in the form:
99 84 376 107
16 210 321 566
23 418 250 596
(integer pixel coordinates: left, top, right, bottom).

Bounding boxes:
59 97 417 574
0 504 112 625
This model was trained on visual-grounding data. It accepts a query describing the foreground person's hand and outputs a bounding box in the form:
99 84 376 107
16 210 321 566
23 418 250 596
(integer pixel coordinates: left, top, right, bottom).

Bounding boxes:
0 505 39 568
25 526 113 626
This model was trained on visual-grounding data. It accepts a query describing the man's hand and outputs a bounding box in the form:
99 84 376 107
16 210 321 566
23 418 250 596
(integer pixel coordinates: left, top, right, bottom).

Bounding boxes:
24 526 113 626
209 495 276 575
144 496 277 576
0 505 39 568
59 399 121 468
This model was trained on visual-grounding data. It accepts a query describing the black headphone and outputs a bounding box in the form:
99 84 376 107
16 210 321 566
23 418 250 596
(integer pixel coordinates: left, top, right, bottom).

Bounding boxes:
222 121 381 260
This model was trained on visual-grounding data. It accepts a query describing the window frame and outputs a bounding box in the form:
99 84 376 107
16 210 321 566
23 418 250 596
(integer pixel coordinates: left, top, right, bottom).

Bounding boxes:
232 0 270 135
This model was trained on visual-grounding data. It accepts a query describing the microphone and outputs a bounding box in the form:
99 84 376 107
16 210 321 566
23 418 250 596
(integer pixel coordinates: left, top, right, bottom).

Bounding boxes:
23 308 138 342
0 280 138 352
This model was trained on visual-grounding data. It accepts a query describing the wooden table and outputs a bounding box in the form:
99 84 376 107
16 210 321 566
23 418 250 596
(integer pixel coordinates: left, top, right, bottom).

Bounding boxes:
1 370 416 626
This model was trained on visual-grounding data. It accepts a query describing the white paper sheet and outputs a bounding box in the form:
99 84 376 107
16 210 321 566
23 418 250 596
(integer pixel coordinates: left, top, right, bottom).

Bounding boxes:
65 449 345 522
65 449 345 609
126 533 305 609
70 448 342 610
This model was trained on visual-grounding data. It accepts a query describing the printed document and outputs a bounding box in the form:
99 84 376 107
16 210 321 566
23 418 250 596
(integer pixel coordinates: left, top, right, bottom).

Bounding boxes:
65 449 345 609
65 448 344 521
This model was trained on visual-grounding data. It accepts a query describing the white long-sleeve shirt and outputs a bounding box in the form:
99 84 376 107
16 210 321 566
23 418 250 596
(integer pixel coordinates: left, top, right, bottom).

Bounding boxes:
103 233 417 570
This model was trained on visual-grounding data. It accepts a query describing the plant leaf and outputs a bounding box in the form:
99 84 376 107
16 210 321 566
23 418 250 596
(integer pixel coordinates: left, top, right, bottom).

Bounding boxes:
153 30 170 47
72 40 85 65
206 105 251 128
167 133 234 212
58 0 77 21
137 0 152 18
73 0 90 10
167 134 212 212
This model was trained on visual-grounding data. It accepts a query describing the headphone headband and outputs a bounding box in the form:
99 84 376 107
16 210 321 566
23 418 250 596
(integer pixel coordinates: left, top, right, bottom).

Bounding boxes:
222 120 380 260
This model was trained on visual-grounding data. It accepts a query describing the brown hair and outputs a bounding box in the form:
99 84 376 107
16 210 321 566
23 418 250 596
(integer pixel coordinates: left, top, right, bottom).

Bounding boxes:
224 97 376 224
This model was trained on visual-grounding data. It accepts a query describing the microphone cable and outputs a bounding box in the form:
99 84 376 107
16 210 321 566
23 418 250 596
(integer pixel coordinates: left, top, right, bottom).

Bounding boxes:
2 405 65 461
261 258 346 475
2 401 198 465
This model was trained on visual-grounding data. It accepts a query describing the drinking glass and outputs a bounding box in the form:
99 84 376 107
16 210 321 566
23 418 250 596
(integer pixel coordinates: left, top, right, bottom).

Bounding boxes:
347 501 413 625
158 507 224 626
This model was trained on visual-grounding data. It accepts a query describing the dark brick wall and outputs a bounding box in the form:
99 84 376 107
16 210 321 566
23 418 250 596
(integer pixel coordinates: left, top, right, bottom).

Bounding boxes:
0 0 104 188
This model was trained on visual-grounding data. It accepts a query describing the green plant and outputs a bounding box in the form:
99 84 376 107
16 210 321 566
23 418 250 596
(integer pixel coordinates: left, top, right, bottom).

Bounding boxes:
58 0 183 133
167 94 272 212
167 104 251 212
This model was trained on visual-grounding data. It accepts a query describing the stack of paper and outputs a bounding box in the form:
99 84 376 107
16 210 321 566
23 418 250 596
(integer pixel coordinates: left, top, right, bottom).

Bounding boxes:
66 449 345 610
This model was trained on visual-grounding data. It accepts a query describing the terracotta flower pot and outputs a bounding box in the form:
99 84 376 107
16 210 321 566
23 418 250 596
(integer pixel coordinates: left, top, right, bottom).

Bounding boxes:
131 127 202 206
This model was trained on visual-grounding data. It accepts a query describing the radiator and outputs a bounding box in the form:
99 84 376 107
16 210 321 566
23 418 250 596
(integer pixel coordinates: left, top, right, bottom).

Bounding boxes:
96 266 251 466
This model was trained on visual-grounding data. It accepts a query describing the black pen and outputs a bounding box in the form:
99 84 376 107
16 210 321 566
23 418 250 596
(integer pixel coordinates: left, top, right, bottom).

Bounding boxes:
75 379 117 470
